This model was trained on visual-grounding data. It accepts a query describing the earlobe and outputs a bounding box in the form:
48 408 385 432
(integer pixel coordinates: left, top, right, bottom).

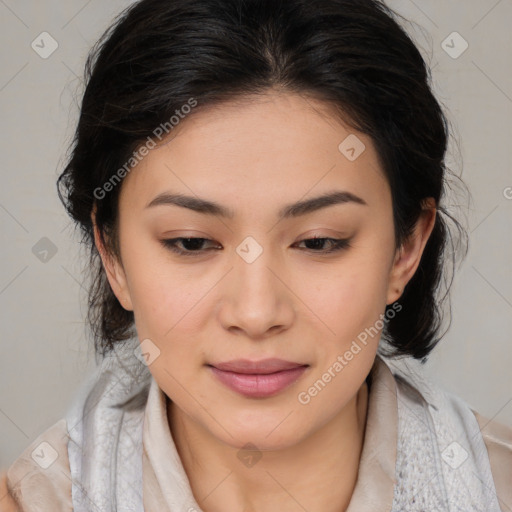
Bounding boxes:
386 199 437 305
91 209 134 312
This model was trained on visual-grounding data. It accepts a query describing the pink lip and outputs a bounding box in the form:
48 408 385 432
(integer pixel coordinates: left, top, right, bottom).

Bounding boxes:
208 359 309 398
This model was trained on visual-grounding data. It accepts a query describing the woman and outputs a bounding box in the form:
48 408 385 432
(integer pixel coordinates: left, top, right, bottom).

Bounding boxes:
1 0 511 510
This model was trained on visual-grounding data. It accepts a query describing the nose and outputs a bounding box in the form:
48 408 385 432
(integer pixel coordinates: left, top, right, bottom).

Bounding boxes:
216 246 295 340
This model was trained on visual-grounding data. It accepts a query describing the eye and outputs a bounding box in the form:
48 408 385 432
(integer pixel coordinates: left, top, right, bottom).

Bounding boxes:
293 236 352 254
160 236 352 257
160 237 220 256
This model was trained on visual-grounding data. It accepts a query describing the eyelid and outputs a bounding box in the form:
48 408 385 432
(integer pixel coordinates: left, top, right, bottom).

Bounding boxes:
296 229 351 240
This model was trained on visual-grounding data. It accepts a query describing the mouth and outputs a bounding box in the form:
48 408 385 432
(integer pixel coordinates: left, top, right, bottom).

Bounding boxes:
207 358 310 398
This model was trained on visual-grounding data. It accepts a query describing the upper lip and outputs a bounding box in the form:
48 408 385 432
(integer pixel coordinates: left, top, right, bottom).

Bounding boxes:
210 358 308 374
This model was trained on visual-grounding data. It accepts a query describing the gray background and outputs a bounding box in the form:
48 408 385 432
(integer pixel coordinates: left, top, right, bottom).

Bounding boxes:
1 0 511 468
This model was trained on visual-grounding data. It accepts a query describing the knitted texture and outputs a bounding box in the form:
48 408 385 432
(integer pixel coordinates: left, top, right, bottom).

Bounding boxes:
391 371 502 511
392 378 447 509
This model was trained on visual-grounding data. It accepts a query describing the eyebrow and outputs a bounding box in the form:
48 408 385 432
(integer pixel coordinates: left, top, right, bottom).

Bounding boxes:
145 190 367 219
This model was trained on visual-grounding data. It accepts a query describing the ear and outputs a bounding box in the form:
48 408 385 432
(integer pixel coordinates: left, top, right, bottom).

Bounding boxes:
91 206 134 311
386 198 437 305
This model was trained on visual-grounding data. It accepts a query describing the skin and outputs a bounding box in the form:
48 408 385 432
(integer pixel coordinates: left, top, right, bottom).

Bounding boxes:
92 90 436 512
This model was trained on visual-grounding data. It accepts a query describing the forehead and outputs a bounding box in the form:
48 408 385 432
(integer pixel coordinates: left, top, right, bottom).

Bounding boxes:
118 91 389 216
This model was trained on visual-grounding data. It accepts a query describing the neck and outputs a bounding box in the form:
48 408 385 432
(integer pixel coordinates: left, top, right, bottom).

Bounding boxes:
168 381 369 512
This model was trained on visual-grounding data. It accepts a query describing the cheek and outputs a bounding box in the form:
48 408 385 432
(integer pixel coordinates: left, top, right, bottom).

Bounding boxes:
301 255 391 338
125 252 212 344
128 270 208 390
130 276 194 338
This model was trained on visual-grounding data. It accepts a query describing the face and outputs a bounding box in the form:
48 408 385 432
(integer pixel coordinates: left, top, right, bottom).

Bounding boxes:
93 91 435 451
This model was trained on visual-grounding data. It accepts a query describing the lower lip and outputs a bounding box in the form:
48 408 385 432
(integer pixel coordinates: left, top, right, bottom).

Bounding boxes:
209 366 308 398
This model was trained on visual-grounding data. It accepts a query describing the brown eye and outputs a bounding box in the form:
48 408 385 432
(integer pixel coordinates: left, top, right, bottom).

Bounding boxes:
294 237 352 254
161 237 219 256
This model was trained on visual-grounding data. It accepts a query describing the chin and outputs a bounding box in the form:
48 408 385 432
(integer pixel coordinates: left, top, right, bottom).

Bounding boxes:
212 416 309 452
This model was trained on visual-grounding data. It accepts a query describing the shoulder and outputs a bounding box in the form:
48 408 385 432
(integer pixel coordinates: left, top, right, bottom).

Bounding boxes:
472 409 512 511
0 418 72 512
0 471 18 512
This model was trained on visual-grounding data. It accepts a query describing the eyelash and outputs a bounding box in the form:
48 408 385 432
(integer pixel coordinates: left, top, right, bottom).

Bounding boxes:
160 236 352 257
